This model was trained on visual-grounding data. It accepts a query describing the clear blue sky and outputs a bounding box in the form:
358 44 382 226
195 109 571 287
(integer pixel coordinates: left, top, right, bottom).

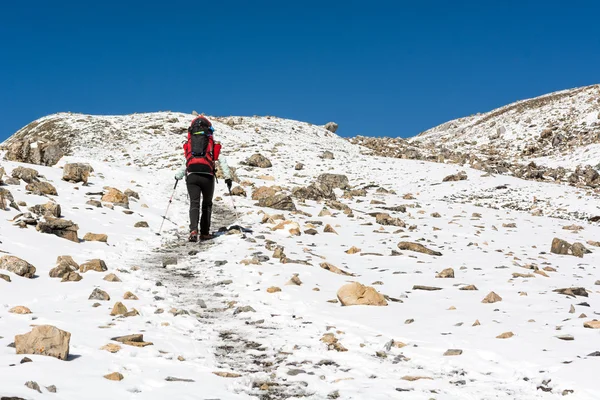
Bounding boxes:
1 1 599 141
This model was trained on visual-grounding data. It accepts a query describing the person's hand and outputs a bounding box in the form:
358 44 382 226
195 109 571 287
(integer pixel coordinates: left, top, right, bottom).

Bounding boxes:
225 179 232 191
175 170 185 180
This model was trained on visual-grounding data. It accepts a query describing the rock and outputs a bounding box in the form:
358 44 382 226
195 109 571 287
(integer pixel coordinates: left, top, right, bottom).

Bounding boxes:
9 306 32 314
101 187 129 208
80 259 107 273
320 262 354 276
496 332 514 339
20 357 32 364
0 166 4 184
413 285 442 291
83 233 108 242
583 320 600 329
110 302 128 316
230 186 247 197
213 372 242 378
124 189 139 199
316 173 350 190
397 242 442 256
346 246 361 254
443 171 467 182
336 282 388 306
556 335 575 341
267 286 281 293
5 139 63 166
304 228 318 235
89 288 110 301
444 349 463 356
551 238 572 255
571 242 591 258
101 343 122 353
0 256 36 278
134 221 149 228
295 162 304 170
286 274 302 286
15 325 71 360
318 207 332 217
11 166 39 183
0 187 19 210
320 333 347 352
123 291 138 300
245 153 272 168
165 376 196 382
252 186 281 200
29 202 61 218
26 181 58 196
401 376 432 381
25 381 41 393
324 122 338 133
459 285 478 291
0 273 10 282
321 151 335 160
37 217 79 242
375 213 406 227
292 182 336 201
104 273 121 282
324 224 338 234
436 268 455 278
482 291 502 303
111 334 153 347
62 163 93 184
61 271 82 282
233 306 256 315
104 372 124 381
86 200 102 208
258 193 296 211
50 256 78 278
553 287 588 297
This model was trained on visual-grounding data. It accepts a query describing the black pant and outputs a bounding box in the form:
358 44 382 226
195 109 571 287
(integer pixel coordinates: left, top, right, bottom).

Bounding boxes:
186 174 215 235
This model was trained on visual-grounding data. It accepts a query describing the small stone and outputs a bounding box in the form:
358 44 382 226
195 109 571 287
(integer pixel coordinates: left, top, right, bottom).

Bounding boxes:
61 271 82 282
110 302 128 316
583 320 600 329
496 332 514 339
25 381 42 393
345 246 361 254
436 268 455 278
123 291 138 300
444 349 463 356
482 291 502 303
324 224 338 234
460 285 478 291
89 288 110 301
233 306 256 315
20 357 32 364
46 385 57 393
104 372 124 381
101 343 121 353
103 273 121 282
134 221 149 228
83 233 108 242
286 274 302 286
267 286 281 293
9 306 32 314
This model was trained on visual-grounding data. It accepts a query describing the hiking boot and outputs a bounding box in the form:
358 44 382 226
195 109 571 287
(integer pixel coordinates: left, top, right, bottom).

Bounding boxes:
188 231 198 242
200 233 215 241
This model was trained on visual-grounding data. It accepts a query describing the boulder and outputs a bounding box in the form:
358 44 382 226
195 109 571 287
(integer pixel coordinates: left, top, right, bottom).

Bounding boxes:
5 139 64 166
258 193 296 211
397 242 442 256
324 122 338 133
83 233 108 242
101 187 129 208
436 268 455 278
0 166 4 184
375 213 406 227
244 153 272 168
252 186 281 201
572 242 591 258
292 183 336 201
321 151 335 160
124 188 139 199
89 288 110 301
442 171 467 182
336 282 388 306
316 173 350 190
61 271 82 282
15 325 71 360
551 238 572 255
11 166 39 183
26 181 58 196
134 221 149 228
482 291 502 303
230 186 247 197
294 162 304 170
49 262 77 278
0 256 36 278
0 187 19 210
62 163 93 184
29 202 61 218
37 217 79 242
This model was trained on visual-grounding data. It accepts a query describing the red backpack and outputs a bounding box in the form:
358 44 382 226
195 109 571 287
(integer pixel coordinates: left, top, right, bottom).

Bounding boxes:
183 117 222 175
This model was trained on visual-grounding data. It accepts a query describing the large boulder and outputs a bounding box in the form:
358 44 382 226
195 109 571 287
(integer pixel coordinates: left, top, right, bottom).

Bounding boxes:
0 187 19 210
15 325 71 360
37 217 79 242
62 163 93 184
11 166 39 183
252 186 282 201
244 154 272 168
337 282 388 306
101 187 129 208
292 182 336 201
5 139 64 166
26 181 58 196
375 213 406 227
258 193 296 211
324 122 338 133
316 173 350 190
0 255 36 278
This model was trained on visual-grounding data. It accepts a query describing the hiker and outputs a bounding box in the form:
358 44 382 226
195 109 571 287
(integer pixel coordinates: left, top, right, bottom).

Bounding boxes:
175 116 233 242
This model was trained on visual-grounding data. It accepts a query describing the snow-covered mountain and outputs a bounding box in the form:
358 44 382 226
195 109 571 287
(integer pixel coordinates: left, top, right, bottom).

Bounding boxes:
1 110 600 400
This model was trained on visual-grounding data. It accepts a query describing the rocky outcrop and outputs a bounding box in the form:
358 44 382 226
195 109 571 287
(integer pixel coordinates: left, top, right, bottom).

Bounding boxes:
37 217 79 242
15 325 71 360
62 163 93 184
5 139 64 166
0 256 36 278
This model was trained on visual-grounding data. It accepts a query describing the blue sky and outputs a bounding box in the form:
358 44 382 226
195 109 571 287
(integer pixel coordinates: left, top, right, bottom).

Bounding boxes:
1 1 599 140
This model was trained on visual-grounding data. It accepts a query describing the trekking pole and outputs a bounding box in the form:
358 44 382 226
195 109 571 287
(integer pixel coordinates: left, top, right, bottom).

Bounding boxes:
227 186 241 221
157 179 179 236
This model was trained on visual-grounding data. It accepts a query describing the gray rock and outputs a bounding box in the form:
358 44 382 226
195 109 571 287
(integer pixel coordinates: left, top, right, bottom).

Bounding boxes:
25 381 41 393
317 173 350 190
26 181 58 196
124 189 139 199
5 139 64 166
0 187 19 210
572 242 591 258
258 193 296 211
29 202 61 218
62 163 93 184
11 166 39 183
324 122 338 133
321 151 335 160
89 288 110 301
37 217 79 243
294 162 304 170
233 306 256 315
244 153 272 168
0 256 36 278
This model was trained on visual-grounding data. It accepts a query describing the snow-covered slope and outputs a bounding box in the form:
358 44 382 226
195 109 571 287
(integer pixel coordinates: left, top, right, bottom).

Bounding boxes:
1 112 600 399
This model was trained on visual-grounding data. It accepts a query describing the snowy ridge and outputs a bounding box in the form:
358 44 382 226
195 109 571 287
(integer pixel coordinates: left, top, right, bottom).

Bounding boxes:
1 112 600 399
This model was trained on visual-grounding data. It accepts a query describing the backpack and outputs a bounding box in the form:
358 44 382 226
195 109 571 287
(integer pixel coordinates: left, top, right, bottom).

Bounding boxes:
183 117 221 175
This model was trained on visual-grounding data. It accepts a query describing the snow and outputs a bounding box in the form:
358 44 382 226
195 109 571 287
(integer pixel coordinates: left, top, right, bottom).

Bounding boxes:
1 112 599 399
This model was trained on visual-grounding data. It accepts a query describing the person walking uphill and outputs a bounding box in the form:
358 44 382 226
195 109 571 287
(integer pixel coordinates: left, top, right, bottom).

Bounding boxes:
175 116 233 242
